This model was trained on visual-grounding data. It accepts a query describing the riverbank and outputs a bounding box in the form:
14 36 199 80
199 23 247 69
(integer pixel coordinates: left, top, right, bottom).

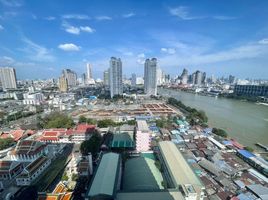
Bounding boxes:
159 88 268 148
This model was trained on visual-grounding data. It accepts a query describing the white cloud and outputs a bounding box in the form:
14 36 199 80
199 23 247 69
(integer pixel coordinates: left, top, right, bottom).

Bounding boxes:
0 25 4 30
258 38 268 45
0 0 22 7
80 26 95 33
58 43 80 51
137 53 146 65
95 16 112 21
122 12 135 18
62 21 95 34
161 47 176 54
21 37 55 62
0 56 36 68
62 14 90 20
168 6 199 20
0 56 15 65
44 16 56 21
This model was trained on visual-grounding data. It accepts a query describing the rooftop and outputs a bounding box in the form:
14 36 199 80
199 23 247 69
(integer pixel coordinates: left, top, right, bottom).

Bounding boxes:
136 120 150 132
87 152 120 197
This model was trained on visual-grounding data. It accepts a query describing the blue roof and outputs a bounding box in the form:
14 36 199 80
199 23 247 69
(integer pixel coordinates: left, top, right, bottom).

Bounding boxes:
222 140 232 145
238 150 256 159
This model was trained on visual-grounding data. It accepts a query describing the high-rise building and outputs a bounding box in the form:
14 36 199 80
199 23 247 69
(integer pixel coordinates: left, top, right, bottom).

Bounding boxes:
62 69 77 87
59 75 68 92
81 73 86 85
109 57 123 98
202 72 206 84
195 70 202 85
103 70 109 86
86 63 92 81
144 58 157 96
229 75 235 84
131 73 136 87
0 67 17 90
181 68 188 85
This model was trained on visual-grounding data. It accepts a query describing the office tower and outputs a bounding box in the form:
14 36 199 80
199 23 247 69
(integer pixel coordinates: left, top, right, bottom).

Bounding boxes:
62 69 77 87
109 57 123 98
144 58 157 96
195 70 202 85
103 70 109 86
0 67 17 90
156 67 165 85
131 73 136 87
59 75 68 92
229 75 235 84
81 73 86 85
181 68 188 85
86 63 92 82
165 74 170 83
202 72 206 84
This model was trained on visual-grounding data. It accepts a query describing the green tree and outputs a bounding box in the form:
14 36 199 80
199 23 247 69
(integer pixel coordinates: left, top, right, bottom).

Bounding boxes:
79 116 87 123
245 146 254 152
212 128 228 138
97 119 116 128
41 112 75 129
80 131 102 157
0 138 15 150
61 172 68 181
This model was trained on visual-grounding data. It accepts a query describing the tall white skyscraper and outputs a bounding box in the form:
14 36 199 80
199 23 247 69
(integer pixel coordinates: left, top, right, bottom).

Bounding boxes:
103 70 109 86
86 63 92 81
0 67 17 90
109 57 122 98
144 58 157 96
131 73 136 87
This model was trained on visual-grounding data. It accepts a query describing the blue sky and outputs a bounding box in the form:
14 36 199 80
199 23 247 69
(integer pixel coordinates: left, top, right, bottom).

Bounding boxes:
0 0 268 80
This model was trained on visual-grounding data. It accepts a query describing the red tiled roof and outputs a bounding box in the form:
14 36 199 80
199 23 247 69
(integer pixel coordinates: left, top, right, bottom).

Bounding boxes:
10 130 25 141
43 131 59 137
0 133 11 139
76 124 95 131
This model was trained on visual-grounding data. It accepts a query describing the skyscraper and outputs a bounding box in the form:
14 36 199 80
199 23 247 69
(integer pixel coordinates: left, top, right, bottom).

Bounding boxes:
86 63 92 82
131 73 136 87
62 69 77 87
59 75 68 92
103 70 109 86
144 58 157 96
195 70 202 85
181 68 188 85
109 57 122 98
0 67 17 90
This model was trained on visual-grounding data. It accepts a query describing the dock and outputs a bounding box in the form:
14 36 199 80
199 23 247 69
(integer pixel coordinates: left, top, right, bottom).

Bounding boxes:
255 143 268 151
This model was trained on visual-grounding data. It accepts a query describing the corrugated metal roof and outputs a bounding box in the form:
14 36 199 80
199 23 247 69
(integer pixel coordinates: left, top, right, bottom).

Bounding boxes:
158 141 204 188
87 152 119 197
238 150 255 159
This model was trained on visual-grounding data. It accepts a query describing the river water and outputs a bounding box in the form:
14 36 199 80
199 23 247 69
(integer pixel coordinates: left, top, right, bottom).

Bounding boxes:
159 88 268 148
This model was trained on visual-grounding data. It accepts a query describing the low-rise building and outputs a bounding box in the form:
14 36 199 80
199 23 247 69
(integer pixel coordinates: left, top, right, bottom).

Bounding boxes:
16 156 51 186
135 120 151 152
9 140 48 162
0 160 23 180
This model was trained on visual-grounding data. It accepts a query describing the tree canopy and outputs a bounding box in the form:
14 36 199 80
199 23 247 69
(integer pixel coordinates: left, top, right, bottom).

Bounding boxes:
0 138 14 150
40 112 75 129
212 128 228 138
80 131 102 157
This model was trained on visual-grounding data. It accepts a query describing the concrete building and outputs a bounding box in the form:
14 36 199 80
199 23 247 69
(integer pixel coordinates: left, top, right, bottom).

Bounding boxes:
62 69 77 87
59 75 68 92
16 156 51 186
86 63 92 81
195 71 203 86
23 92 44 105
181 68 188 85
158 141 205 200
144 58 157 96
135 120 151 152
157 67 164 86
234 85 268 97
131 73 136 87
109 57 123 98
0 67 17 90
86 152 121 200
103 70 109 86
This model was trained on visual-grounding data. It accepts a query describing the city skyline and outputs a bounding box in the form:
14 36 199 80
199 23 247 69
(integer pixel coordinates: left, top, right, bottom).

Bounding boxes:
0 0 268 79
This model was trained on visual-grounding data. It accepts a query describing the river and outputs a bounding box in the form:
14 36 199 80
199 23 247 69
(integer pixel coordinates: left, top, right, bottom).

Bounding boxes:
159 88 268 148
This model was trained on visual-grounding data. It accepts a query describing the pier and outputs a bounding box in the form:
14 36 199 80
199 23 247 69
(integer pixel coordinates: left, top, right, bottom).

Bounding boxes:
255 143 268 152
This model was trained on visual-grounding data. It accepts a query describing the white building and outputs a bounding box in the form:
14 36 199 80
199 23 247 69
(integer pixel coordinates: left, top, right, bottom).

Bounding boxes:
136 120 151 152
144 58 157 96
0 67 17 90
9 140 48 162
131 73 136 87
103 70 109 86
86 63 92 81
23 92 44 105
157 67 165 86
109 57 123 98
16 156 51 186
